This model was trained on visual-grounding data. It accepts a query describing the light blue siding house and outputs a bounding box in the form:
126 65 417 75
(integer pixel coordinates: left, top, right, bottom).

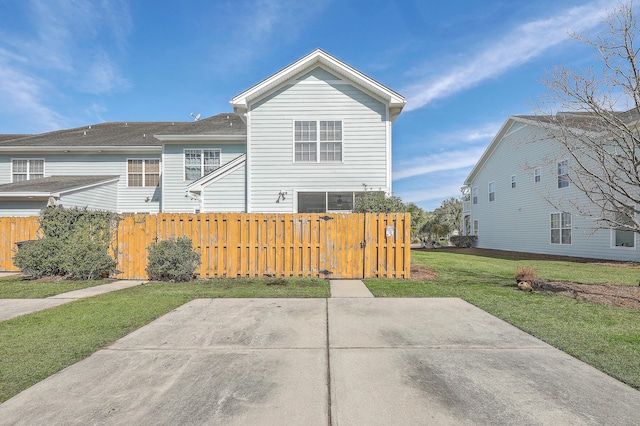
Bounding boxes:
0 50 406 216
463 114 638 262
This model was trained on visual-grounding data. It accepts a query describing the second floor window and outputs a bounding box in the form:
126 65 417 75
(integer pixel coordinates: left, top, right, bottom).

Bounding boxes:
557 160 569 188
12 159 44 182
128 159 160 187
534 167 541 183
295 120 342 162
185 149 220 180
488 181 495 202
472 187 478 205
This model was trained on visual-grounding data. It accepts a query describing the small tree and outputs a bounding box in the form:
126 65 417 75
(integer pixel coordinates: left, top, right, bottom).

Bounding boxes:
353 192 407 213
536 1 640 234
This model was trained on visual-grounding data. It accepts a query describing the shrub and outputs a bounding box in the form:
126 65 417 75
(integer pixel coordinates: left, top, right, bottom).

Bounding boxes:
61 233 116 280
13 238 63 278
12 207 117 280
353 192 407 213
146 237 201 282
450 235 477 248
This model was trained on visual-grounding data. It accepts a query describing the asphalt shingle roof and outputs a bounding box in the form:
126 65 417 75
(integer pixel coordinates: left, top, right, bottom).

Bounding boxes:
0 176 119 194
0 113 246 148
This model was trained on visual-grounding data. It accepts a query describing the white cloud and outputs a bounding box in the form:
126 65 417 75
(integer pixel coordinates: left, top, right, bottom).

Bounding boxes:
403 1 611 112
0 0 133 131
393 146 486 180
210 0 332 70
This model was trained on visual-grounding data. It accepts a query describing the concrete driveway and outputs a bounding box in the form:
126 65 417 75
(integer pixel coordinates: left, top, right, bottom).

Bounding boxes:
1 298 639 425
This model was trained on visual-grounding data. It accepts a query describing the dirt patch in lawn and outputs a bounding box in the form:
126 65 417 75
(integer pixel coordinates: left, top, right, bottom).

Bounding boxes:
533 280 640 310
409 264 439 281
415 247 640 309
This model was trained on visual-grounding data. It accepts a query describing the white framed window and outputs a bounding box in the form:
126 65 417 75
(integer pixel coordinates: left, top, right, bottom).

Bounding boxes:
184 149 220 180
297 191 364 213
488 181 495 202
12 159 44 182
127 159 160 187
294 120 342 163
551 212 571 244
511 175 517 188
611 206 636 248
472 187 478 205
473 219 479 236
557 160 569 188
534 167 541 183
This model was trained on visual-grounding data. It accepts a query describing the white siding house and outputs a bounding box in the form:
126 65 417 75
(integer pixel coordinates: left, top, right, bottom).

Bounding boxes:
463 115 639 262
0 50 405 216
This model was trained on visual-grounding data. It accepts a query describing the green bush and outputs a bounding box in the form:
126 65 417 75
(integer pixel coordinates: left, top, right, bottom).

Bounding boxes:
61 233 116 280
12 207 117 280
146 237 201 282
450 235 477 248
13 238 63 278
353 192 407 213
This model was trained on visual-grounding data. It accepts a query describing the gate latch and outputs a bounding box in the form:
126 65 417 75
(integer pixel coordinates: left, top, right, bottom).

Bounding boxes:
319 215 333 221
319 269 333 275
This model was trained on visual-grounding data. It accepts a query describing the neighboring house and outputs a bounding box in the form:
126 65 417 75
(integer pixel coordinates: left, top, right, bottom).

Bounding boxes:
462 113 638 262
0 49 406 216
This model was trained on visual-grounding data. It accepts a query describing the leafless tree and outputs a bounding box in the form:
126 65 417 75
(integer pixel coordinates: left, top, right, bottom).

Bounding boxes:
536 1 640 233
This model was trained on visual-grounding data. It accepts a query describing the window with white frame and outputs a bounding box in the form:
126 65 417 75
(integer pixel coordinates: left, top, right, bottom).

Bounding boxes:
534 167 541 183
128 159 160 187
472 187 478 205
12 159 44 182
184 149 220 180
294 120 342 162
557 160 569 188
551 212 571 244
488 181 495 202
473 219 479 236
511 175 517 188
612 206 635 248
297 191 365 213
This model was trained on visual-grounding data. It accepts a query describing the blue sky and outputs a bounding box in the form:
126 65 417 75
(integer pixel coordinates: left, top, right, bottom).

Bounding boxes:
0 0 615 210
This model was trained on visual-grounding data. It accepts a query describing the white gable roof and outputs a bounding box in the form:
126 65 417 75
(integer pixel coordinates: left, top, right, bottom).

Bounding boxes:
230 49 406 121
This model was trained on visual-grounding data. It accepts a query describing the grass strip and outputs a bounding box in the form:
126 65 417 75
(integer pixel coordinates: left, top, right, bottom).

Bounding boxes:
0 277 112 298
0 278 328 402
366 250 640 389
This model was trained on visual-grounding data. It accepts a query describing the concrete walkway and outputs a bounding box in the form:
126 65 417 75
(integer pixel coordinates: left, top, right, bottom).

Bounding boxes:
329 279 373 297
1 297 638 425
0 280 146 322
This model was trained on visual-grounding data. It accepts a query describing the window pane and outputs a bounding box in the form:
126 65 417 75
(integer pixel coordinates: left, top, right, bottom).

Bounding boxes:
145 159 160 173
203 150 220 175
295 121 316 141
13 160 27 173
561 229 571 244
31 160 44 173
298 192 326 213
145 174 159 187
185 166 201 181
614 228 634 247
128 174 142 187
295 142 317 162
561 213 571 228
128 159 143 173
551 213 560 229
320 142 342 162
328 192 353 211
551 229 560 244
13 174 27 182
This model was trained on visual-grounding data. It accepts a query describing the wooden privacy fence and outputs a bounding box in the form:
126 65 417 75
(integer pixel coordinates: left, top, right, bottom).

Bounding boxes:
0 213 411 280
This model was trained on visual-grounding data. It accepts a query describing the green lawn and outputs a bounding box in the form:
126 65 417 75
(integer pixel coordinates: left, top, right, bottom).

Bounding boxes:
0 278 329 402
0 276 112 298
365 250 640 390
